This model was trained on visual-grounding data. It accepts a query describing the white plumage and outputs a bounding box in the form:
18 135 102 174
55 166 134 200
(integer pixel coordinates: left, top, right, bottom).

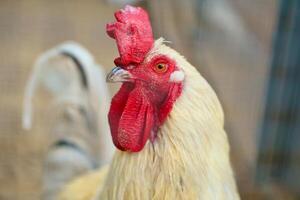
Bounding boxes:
59 39 240 200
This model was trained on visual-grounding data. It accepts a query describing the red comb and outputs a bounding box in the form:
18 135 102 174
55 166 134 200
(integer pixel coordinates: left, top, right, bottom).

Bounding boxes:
106 5 154 66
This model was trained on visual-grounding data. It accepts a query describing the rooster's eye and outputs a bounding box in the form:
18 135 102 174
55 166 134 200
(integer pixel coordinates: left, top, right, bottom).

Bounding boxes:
154 63 168 73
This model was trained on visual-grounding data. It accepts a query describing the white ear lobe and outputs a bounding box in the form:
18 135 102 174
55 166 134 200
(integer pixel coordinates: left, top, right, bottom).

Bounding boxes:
169 70 185 82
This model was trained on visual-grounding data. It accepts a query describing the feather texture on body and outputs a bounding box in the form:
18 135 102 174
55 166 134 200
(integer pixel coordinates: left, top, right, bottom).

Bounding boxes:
59 38 239 200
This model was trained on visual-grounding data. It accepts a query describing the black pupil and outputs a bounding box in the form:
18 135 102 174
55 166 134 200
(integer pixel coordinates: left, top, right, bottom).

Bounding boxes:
158 64 164 69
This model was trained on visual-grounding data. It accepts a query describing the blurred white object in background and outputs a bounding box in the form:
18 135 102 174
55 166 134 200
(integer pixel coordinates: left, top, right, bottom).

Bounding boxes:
22 41 114 200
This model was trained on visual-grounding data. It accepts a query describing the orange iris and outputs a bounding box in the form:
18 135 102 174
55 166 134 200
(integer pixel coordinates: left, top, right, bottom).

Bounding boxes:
154 63 168 73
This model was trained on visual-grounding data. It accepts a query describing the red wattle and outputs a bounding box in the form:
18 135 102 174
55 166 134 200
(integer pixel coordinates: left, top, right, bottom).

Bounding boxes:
108 84 154 152
118 89 154 152
108 84 133 150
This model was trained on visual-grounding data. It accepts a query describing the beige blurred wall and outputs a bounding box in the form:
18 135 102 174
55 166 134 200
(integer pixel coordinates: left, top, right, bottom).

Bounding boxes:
0 1 121 199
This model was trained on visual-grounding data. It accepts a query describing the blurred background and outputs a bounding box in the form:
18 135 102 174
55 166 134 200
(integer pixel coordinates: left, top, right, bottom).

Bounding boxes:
0 0 299 199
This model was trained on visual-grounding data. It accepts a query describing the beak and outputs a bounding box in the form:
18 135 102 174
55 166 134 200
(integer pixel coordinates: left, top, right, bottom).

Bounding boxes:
106 66 132 83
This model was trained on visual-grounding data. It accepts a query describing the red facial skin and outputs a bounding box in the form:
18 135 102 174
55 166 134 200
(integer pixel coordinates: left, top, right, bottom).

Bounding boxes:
108 56 183 152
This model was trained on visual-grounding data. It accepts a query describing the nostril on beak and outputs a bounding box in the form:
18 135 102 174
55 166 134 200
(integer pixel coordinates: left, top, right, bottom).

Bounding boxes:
106 66 121 82
106 66 132 83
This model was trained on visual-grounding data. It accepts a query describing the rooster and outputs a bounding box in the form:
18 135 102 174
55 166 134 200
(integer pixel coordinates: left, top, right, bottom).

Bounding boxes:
59 5 239 200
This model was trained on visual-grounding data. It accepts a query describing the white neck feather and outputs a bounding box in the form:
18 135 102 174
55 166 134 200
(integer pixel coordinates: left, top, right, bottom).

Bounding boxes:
98 41 239 200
